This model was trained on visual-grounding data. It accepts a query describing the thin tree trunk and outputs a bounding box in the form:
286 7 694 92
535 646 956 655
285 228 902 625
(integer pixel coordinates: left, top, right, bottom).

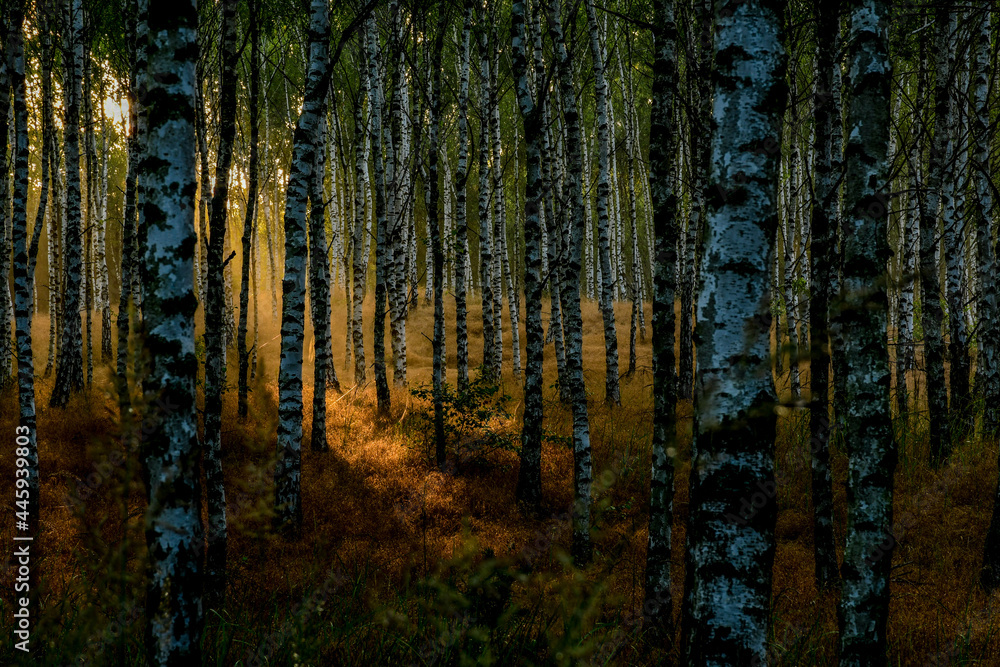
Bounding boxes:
542 113 568 402
351 38 369 385
897 45 923 427
10 4 42 612
808 0 841 592
783 74 801 398
238 0 260 419
83 40 96 389
942 18 971 424
203 0 238 607
512 0 544 512
585 0 620 406
923 1 953 467
367 14 391 414
309 114 335 452
427 23 447 469
116 0 139 417
477 18 497 380
51 0 86 407
275 0 332 531
642 0 678 640
490 36 506 376
679 0 711 401
98 75 111 362
0 8 13 386
387 3 408 388
976 7 1000 591
455 1 472 392
547 0 594 567
196 68 211 309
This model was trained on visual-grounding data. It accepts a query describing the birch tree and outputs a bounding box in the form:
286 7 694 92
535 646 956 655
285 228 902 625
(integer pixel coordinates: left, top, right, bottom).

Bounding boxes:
117 0 140 418
584 0 620 406
681 1 784 662
643 0 678 639
679 0 711 400
835 1 895 662
368 14 391 414
51 0 85 407
141 1 204 659
921 1 953 467
512 0 544 512
351 35 369 385
427 17 447 469
203 0 238 605
547 0 594 566
275 0 331 532
940 10 970 424
238 0 261 419
0 1 13 386
309 114 335 453
10 0 41 563
808 0 841 591
977 6 1000 591
455 0 472 392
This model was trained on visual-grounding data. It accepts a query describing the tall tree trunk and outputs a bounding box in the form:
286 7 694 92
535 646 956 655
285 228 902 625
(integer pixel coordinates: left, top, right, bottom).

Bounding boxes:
922 1 953 467
835 2 894 663
309 114 335 452
50 0 86 407
368 15 391 414
238 0 260 419
427 22 447 470
275 0 331 531
547 0 594 567
679 0 711 401
477 18 497 380
512 0 544 512
808 0 841 592
542 112 568 402
942 17 970 426
976 7 1000 592
896 44 924 428
642 0 678 639
203 0 238 607
196 67 211 309
141 3 204 661
351 38 369 385
0 3 13 386
10 4 42 625
455 0 472 392
387 3 408 388
117 0 139 418
490 35 506 377
680 1 784 662
620 31 646 344
44 56 61 379
83 37 96 389
131 0 148 315
98 75 111 362
585 0 620 406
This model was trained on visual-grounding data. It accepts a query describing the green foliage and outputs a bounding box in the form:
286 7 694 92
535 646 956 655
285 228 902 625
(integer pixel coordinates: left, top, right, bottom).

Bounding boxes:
409 370 519 467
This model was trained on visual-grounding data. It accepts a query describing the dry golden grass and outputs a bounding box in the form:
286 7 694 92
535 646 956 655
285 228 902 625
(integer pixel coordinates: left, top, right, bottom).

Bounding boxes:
1 290 999 664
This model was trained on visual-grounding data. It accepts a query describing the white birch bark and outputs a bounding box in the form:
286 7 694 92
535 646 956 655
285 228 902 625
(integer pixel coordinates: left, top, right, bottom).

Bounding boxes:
585 0 621 405
681 2 784 662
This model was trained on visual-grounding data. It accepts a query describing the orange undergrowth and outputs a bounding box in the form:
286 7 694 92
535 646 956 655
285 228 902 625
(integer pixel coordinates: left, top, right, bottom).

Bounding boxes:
1 292 999 665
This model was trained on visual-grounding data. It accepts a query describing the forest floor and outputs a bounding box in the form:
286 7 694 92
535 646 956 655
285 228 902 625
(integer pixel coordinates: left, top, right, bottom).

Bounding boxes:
2 294 1000 665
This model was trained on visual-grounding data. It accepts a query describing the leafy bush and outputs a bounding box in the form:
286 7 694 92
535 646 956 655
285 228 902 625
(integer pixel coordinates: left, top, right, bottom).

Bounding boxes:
409 370 519 468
